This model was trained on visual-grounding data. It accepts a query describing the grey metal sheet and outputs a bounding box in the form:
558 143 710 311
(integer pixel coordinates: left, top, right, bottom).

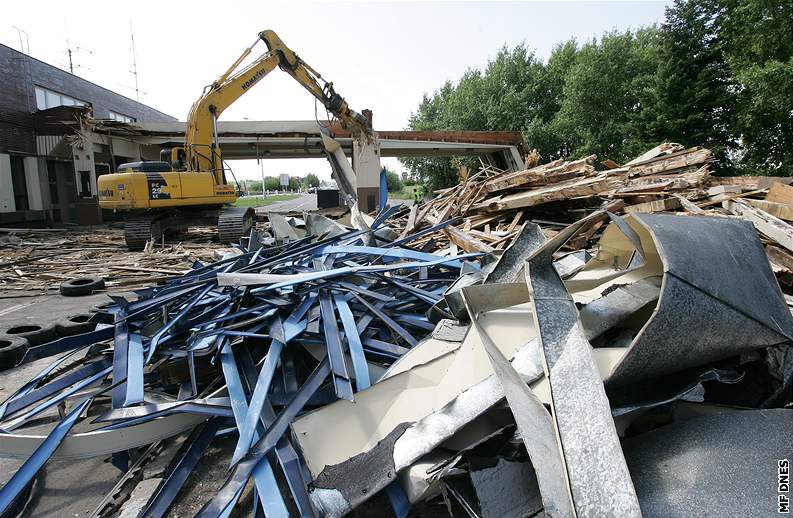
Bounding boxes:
624 408 793 517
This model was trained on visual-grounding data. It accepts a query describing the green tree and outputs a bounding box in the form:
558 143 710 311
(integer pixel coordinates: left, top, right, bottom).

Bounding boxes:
264 176 280 191
549 28 661 162
382 168 403 192
719 0 793 175
643 0 736 167
302 173 320 188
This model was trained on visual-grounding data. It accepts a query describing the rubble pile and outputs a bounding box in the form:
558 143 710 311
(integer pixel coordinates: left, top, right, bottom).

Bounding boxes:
0 143 792 517
0 228 218 293
389 143 793 278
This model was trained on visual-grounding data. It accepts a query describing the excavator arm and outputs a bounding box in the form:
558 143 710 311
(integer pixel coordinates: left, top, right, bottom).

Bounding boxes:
184 30 371 182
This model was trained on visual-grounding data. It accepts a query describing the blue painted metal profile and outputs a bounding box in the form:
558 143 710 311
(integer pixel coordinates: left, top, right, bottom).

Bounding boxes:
0 206 477 516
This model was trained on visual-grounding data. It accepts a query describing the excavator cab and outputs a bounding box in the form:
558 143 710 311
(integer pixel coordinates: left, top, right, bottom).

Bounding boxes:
160 147 186 172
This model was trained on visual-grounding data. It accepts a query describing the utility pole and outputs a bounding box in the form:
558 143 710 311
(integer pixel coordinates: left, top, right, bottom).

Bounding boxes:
130 20 140 101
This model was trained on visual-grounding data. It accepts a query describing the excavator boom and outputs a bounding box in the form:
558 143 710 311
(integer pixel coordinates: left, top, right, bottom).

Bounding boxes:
184 30 371 181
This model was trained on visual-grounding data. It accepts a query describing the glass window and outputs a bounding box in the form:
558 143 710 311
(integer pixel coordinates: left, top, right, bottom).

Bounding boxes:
45 90 60 108
109 111 135 123
33 85 87 110
35 87 46 110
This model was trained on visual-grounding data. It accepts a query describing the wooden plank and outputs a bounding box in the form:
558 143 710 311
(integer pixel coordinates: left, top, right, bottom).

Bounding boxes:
624 197 682 214
443 226 494 253
697 188 766 208
624 143 684 166
766 245 793 272
724 199 793 253
746 199 793 222
627 147 712 178
475 174 624 213
671 194 706 214
765 183 793 206
709 176 793 190
484 155 595 193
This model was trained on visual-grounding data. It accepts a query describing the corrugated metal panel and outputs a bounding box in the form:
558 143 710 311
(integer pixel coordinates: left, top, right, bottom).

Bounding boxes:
36 135 63 156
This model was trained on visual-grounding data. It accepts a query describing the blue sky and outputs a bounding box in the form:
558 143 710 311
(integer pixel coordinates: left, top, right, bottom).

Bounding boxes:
1 0 670 178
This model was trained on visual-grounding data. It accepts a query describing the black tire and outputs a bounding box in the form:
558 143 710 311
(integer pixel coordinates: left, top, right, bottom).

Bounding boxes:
59 276 105 297
55 313 97 337
0 335 28 370
2 323 56 346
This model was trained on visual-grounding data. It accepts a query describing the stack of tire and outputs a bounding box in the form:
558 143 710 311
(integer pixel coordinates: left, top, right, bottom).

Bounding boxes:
0 313 96 371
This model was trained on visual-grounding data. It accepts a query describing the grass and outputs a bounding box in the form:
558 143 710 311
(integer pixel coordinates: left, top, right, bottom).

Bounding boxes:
391 185 421 200
233 194 299 208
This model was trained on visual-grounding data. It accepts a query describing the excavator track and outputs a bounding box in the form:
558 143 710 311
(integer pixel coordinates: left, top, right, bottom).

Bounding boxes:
124 215 164 250
217 207 255 244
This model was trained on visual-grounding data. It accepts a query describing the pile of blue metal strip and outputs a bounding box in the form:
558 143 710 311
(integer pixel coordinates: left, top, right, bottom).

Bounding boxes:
0 214 481 517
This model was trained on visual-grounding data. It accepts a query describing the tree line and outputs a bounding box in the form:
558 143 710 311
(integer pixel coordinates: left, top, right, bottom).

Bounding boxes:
402 0 793 190
243 173 320 193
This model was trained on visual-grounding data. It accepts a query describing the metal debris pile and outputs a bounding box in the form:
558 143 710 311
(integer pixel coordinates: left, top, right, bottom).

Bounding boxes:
0 146 792 517
0 218 481 516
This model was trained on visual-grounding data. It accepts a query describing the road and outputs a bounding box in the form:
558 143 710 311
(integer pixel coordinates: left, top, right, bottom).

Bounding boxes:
254 193 317 214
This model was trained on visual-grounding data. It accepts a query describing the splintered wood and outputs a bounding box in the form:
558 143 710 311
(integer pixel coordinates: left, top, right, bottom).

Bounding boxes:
0 227 217 294
385 143 793 295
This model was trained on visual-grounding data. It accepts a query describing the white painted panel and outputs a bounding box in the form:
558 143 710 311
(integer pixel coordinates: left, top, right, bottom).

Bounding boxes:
0 154 15 212
24 156 43 210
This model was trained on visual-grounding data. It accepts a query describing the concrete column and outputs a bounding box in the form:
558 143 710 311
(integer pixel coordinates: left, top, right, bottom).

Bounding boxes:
352 137 381 213
0 154 15 212
72 132 97 197
23 156 44 210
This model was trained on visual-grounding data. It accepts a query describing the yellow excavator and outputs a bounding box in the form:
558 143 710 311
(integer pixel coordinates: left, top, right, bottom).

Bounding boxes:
98 30 371 249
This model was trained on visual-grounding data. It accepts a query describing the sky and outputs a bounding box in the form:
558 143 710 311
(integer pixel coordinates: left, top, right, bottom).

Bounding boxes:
2 0 670 181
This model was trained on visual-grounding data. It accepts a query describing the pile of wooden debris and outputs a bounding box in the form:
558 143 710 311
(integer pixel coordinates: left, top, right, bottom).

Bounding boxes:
0 227 218 294
389 142 793 294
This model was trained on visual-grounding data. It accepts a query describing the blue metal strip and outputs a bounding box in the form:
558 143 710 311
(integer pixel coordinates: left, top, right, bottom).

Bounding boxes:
352 293 418 346
197 357 330 518
314 245 466 268
235 347 315 517
140 419 224 518
0 397 92 516
146 284 215 363
1 358 112 419
0 366 110 432
385 482 411 518
332 293 370 390
111 312 129 412
319 290 354 401
21 325 114 363
123 333 144 406
220 342 290 518
231 322 286 466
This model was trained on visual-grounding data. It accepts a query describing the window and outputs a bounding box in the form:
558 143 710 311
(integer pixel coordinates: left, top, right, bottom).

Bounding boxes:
109 111 136 123
34 86 86 110
9 156 29 211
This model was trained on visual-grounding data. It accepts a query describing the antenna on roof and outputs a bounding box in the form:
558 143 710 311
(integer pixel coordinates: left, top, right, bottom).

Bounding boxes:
129 20 140 101
65 40 92 75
